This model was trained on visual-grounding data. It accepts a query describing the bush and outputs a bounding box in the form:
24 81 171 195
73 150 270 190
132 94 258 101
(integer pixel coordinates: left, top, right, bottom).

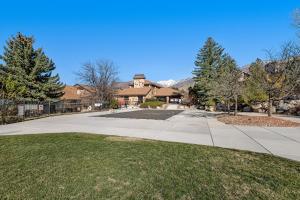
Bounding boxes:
109 99 119 109
145 98 157 102
140 101 164 109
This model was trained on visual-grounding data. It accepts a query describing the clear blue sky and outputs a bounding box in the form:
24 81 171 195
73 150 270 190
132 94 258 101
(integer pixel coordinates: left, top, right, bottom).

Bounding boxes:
0 0 299 84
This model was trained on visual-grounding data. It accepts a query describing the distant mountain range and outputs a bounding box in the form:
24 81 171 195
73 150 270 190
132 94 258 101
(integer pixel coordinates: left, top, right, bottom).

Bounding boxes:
157 79 178 87
157 78 195 92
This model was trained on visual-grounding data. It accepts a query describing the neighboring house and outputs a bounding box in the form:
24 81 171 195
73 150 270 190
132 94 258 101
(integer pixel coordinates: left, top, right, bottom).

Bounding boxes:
60 74 184 108
57 84 95 112
115 74 183 105
240 64 251 82
155 87 183 103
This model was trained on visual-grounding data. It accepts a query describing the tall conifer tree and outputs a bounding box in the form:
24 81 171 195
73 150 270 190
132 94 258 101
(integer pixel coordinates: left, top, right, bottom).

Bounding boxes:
192 37 224 106
0 32 64 101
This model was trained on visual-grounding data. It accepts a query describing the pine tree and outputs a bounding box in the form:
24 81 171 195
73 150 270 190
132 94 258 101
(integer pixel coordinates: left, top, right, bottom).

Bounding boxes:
243 59 285 117
192 37 224 106
213 55 242 115
0 32 64 101
242 59 268 105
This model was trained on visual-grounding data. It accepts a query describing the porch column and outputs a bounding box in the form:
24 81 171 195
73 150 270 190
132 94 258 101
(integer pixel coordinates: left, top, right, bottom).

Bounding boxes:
166 96 170 104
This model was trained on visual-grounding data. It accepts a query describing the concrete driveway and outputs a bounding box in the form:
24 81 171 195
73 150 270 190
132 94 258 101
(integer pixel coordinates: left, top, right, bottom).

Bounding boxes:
0 109 299 161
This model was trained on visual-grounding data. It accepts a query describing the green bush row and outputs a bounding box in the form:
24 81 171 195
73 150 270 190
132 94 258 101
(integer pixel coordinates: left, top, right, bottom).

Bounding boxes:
140 101 164 108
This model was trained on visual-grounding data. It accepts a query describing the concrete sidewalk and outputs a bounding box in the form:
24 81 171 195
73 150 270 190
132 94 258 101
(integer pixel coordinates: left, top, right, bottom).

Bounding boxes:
0 109 299 161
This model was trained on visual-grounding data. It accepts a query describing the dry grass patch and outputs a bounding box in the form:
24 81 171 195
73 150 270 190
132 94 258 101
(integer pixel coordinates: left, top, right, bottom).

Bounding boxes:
105 136 144 142
217 115 300 127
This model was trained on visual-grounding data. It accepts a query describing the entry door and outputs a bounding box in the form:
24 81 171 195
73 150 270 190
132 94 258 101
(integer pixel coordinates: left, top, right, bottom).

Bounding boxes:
138 96 143 103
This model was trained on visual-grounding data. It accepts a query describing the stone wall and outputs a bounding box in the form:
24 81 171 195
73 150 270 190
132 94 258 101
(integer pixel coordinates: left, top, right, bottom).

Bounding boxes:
275 100 300 115
247 99 300 116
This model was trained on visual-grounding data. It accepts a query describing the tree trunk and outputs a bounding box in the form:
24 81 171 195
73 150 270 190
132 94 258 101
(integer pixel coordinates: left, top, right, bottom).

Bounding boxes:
234 95 238 116
227 100 230 115
268 96 272 117
0 107 5 124
0 102 8 124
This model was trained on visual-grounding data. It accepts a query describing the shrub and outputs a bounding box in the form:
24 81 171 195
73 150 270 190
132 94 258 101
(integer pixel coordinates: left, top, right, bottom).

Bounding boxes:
140 101 164 109
109 99 119 109
145 98 157 102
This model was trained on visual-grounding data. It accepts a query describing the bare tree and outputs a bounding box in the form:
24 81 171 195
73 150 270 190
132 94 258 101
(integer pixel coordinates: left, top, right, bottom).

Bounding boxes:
266 42 300 96
77 60 118 103
255 42 300 117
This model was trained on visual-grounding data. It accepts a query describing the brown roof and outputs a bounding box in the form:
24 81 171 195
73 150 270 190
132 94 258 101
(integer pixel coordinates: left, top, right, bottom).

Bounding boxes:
112 82 130 90
116 87 151 96
74 84 96 93
155 88 183 97
61 85 94 100
61 86 80 100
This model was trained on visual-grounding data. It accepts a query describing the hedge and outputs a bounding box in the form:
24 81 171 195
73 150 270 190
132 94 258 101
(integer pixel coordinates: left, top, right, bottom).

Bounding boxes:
140 101 164 108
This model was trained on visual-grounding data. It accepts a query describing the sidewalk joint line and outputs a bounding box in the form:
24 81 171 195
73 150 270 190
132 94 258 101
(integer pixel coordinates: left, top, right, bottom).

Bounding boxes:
233 125 273 155
261 127 300 144
204 113 215 146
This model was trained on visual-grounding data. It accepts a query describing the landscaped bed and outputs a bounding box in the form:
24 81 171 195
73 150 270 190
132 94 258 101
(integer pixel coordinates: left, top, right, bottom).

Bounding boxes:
0 133 299 199
217 115 300 127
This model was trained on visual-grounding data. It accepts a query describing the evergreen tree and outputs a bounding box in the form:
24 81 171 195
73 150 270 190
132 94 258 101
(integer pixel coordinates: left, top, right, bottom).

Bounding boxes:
192 37 224 106
0 62 28 123
188 84 208 106
0 33 64 101
243 59 286 117
242 59 268 105
212 55 242 115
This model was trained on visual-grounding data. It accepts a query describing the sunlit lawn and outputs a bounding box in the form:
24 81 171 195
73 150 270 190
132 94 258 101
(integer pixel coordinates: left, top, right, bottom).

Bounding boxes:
0 133 299 199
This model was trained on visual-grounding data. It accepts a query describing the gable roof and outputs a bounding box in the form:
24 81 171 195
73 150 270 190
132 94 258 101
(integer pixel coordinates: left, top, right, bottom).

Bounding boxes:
61 86 81 100
155 88 183 97
112 82 130 90
61 85 95 100
116 87 151 96
74 84 96 93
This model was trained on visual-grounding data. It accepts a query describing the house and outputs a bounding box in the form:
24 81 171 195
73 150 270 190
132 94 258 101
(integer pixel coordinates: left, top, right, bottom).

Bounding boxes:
155 87 183 103
60 74 184 108
115 74 183 105
57 84 95 112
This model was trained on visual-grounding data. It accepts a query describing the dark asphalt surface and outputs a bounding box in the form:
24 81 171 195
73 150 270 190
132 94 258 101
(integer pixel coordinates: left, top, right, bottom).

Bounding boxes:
97 110 184 120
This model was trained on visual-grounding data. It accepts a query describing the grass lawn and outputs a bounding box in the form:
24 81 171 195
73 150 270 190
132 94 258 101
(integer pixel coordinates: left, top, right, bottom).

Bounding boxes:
0 133 299 199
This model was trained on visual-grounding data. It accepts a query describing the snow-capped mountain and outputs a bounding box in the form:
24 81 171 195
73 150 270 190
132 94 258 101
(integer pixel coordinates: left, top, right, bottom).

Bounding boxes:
157 78 195 92
157 79 178 87
173 78 194 88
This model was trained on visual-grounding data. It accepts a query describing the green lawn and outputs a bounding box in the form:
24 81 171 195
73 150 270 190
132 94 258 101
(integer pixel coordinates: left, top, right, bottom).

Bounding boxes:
0 133 299 199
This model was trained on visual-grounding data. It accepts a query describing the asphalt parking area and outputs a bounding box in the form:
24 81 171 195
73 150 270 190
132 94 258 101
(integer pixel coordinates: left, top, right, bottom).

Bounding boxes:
97 110 184 120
